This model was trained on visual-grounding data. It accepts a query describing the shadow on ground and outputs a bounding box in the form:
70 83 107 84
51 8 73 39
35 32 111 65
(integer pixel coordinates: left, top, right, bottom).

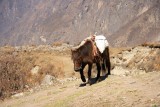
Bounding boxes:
79 74 109 87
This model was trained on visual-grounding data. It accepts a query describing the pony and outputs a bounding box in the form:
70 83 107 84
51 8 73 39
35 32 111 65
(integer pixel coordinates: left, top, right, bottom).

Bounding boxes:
71 38 111 85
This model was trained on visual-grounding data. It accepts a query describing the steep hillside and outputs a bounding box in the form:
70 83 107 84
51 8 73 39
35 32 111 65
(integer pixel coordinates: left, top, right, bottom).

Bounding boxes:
0 43 159 100
0 0 160 46
0 44 160 106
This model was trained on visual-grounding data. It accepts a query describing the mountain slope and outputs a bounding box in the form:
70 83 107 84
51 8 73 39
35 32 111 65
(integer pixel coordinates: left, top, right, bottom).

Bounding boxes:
0 0 160 46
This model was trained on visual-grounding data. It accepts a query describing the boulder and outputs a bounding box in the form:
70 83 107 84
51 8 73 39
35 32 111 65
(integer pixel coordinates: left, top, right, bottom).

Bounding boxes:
41 75 56 86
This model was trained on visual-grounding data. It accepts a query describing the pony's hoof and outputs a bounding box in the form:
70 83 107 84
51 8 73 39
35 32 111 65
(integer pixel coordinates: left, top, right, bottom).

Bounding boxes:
81 78 86 82
75 71 80 72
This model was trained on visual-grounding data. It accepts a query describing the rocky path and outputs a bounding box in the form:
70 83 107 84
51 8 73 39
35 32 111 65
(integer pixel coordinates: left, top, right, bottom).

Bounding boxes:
1 71 160 107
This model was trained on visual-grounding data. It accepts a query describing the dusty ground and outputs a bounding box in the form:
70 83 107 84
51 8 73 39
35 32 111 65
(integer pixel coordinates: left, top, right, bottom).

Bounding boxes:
0 43 160 107
0 71 160 107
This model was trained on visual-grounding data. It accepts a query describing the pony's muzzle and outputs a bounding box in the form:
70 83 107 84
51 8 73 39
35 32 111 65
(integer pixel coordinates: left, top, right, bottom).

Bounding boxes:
74 63 82 72
74 66 82 72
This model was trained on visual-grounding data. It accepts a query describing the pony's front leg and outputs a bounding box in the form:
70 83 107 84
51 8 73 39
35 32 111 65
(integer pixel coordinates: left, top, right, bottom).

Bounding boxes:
80 63 86 82
96 63 101 82
87 64 92 85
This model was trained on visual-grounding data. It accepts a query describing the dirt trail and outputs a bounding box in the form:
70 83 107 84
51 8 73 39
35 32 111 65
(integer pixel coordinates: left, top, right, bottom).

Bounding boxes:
1 71 160 107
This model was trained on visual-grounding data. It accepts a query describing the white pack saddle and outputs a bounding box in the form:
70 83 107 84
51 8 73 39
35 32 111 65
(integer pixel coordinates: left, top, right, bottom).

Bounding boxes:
95 35 109 53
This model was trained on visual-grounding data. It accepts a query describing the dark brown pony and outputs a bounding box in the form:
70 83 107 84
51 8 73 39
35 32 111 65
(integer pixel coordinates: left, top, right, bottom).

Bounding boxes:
71 40 111 84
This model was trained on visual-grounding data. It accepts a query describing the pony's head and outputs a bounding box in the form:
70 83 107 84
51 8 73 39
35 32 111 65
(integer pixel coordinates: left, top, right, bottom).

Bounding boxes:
71 47 83 71
71 40 93 71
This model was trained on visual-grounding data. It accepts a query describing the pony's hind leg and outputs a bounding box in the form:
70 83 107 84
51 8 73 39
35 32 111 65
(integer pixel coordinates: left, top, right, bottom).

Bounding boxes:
106 59 111 75
101 59 106 76
105 47 111 75
96 63 101 82
87 64 92 85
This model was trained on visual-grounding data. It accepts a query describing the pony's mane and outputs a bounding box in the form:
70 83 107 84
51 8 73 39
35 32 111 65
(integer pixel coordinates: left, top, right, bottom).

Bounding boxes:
79 40 92 49
72 40 93 60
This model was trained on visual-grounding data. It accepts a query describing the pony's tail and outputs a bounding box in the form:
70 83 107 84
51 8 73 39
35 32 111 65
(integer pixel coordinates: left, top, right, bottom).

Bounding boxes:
105 47 111 75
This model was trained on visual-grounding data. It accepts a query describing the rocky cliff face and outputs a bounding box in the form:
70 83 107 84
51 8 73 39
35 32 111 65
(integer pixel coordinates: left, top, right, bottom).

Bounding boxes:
0 0 160 46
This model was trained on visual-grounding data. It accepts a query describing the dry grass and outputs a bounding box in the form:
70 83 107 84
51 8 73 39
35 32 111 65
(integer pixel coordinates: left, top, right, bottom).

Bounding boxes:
0 46 72 100
0 54 27 99
109 47 131 57
52 41 63 47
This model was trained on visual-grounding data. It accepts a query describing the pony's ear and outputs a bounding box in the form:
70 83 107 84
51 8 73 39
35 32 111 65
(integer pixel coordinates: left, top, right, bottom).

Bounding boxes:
71 46 79 51
71 48 76 52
